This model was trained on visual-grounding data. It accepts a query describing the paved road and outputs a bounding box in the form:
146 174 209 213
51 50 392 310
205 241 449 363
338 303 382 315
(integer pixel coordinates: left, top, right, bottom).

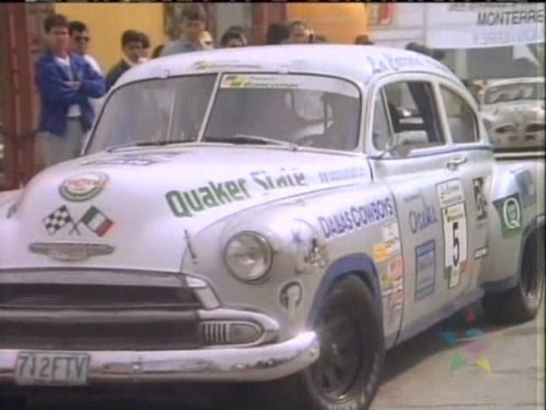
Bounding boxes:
372 300 545 410
7 301 544 410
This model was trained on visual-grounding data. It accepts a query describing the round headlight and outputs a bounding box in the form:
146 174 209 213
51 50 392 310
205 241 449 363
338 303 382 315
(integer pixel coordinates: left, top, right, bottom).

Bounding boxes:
224 232 273 282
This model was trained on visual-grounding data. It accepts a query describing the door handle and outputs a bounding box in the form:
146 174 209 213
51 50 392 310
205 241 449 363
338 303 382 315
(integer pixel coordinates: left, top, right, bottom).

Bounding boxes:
446 156 467 170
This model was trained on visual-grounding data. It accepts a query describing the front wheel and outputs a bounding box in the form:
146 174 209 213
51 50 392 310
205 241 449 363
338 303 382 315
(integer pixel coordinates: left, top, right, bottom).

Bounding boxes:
247 275 385 410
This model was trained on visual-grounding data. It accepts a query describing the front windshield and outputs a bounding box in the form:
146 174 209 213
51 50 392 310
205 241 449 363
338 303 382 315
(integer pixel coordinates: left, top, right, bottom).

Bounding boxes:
87 73 361 153
484 82 544 105
203 74 361 150
89 75 216 154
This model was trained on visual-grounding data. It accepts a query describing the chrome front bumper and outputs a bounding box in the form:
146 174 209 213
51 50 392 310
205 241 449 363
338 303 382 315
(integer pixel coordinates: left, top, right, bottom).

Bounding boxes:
0 332 319 384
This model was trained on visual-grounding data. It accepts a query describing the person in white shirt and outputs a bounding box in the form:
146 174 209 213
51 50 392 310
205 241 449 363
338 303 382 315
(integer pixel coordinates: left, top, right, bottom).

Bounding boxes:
69 21 104 116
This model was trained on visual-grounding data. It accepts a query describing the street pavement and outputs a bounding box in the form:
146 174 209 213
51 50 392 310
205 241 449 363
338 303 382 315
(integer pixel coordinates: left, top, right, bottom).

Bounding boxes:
10 300 545 410
372 300 545 410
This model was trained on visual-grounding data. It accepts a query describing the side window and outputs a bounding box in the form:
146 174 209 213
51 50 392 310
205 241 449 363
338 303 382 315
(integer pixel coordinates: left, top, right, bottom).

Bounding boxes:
372 92 391 151
383 81 444 149
440 87 479 144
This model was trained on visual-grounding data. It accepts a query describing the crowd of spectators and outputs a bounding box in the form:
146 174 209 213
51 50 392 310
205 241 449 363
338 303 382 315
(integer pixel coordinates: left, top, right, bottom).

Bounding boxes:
34 4 444 168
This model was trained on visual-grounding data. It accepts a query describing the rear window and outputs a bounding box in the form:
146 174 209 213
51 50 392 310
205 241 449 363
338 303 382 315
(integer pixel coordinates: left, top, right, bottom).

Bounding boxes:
381 81 444 149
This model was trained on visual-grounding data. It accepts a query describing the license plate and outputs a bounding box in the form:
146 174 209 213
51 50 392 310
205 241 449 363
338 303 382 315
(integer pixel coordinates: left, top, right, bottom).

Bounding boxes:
15 352 90 386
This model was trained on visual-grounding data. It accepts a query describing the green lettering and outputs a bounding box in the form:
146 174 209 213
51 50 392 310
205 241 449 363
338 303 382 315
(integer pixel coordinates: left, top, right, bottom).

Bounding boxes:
166 191 192 218
199 187 219 208
183 191 205 212
275 175 289 188
251 171 270 190
237 178 250 198
208 181 230 204
225 181 244 200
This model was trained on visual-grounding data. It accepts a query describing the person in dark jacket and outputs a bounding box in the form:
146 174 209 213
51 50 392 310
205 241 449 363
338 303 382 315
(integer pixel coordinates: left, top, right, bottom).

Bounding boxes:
106 30 144 91
220 29 248 48
265 23 290 45
35 14 105 166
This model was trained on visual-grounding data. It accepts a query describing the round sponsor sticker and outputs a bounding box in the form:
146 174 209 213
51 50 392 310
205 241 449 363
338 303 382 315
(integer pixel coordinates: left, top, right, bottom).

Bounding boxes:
503 197 521 230
59 172 109 202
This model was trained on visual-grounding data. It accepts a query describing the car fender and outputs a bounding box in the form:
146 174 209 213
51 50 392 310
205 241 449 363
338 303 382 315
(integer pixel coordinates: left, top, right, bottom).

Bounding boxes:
307 253 381 326
480 161 544 288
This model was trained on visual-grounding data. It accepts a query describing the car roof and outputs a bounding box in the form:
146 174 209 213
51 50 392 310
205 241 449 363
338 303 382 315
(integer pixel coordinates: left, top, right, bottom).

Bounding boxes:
114 44 461 90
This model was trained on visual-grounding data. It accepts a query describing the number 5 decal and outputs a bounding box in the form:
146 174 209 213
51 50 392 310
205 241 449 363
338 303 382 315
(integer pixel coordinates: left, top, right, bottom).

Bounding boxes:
437 179 468 290
452 221 460 266
442 203 468 289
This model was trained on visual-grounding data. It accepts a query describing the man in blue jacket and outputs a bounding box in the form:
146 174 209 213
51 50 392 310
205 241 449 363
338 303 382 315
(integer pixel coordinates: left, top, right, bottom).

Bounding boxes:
36 14 106 166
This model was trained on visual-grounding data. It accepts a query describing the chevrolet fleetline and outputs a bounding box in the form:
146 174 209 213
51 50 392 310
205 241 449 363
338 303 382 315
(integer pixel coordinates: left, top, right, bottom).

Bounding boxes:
0 45 544 410
478 77 545 149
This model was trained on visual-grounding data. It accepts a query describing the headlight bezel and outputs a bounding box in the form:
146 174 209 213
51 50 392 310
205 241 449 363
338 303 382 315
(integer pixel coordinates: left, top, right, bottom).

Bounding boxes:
223 231 274 283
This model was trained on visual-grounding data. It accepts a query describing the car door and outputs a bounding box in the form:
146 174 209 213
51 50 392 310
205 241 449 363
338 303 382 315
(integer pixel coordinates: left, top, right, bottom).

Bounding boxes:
368 74 471 345
436 81 493 294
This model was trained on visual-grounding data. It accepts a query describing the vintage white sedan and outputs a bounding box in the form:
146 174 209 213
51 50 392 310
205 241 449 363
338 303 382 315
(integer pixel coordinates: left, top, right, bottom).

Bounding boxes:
0 45 544 410
478 77 545 149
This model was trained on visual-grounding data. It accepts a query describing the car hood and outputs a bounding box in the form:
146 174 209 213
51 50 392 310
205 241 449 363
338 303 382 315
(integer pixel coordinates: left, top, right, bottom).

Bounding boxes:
0 145 371 272
482 100 544 118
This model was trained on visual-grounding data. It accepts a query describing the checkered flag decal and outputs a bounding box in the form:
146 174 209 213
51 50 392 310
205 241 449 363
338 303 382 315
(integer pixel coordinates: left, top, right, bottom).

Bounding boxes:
43 205 77 235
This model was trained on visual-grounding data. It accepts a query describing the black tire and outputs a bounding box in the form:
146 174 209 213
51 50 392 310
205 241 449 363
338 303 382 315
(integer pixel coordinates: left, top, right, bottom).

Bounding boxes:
246 275 384 410
482 230 545 324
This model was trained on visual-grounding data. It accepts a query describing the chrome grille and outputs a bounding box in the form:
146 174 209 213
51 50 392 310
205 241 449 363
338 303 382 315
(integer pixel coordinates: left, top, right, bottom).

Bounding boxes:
201 322 231 345
0 283 204 350
0 314 201 350
0 284 201 310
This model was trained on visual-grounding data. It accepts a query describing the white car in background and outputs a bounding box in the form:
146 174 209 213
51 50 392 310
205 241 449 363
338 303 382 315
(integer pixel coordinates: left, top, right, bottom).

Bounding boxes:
478 77 545 150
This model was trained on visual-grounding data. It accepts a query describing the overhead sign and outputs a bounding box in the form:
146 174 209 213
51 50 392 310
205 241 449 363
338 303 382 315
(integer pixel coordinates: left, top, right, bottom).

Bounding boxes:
425 3 545 49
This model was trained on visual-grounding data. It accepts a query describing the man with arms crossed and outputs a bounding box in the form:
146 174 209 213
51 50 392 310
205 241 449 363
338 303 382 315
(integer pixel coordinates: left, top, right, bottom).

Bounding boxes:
36 14 105 166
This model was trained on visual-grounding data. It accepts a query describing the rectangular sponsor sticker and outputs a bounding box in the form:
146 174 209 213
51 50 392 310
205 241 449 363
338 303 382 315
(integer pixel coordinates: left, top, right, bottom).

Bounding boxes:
415 240 436 301
437 179 465 208
382 221 401 254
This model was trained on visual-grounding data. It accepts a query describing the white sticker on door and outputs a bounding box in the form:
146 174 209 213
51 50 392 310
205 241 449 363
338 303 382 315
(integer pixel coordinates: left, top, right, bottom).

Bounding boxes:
437 179 468 289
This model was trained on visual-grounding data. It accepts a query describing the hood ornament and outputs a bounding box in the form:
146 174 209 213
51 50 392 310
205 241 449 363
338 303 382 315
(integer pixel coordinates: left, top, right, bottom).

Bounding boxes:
29 242 115 262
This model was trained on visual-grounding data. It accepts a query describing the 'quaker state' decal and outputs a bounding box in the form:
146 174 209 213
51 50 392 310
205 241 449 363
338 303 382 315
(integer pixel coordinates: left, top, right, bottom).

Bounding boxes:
166 169 306 218
472 177 488 221
493 194 522 236
436 180 468 289
415 240 436 301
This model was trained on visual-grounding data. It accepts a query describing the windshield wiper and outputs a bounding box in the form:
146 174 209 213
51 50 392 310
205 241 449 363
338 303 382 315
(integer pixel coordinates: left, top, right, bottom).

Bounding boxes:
203 134 299 150
107 139 197 152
